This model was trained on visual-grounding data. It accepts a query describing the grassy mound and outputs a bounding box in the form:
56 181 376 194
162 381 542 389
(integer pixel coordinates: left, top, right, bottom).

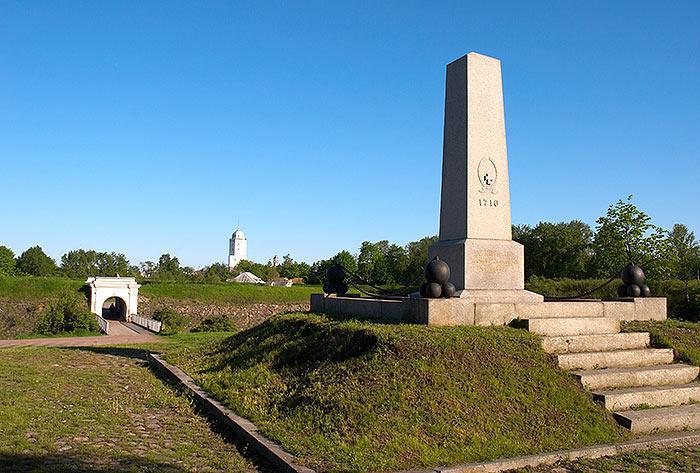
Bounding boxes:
164 313 627 472
624 320 700 366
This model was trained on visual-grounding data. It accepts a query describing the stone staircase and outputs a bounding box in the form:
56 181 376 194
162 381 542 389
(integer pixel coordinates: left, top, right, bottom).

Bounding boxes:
514 310 700 434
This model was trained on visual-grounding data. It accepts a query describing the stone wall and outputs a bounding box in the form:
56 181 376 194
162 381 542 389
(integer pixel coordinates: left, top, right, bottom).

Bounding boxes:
138 295 309 330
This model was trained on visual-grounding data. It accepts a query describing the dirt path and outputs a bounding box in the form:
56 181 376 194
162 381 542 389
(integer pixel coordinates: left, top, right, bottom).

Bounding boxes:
0 320 161 348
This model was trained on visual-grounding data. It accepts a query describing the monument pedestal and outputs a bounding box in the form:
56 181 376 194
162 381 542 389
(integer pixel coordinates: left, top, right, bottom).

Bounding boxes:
428 238 543 303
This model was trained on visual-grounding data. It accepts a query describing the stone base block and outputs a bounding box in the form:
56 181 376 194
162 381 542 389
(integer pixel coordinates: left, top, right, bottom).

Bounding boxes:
428 238 529 293
408 298 475 326
458 289 543 303
309 295 667 326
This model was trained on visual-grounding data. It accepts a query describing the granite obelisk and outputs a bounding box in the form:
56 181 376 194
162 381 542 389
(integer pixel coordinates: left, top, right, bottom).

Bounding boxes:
428 52 542 303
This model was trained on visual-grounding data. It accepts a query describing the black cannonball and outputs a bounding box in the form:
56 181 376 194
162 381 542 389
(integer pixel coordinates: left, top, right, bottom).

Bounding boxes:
419 283 429 298
627 284 642 298
425 256 450 284
621 264 646 287
617 284 627 298
326 264 346 284
639 284 651 297
426 282 442 298
441 282 456 298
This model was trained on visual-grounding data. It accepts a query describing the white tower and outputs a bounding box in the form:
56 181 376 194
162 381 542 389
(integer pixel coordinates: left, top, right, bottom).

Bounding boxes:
228 228 248 269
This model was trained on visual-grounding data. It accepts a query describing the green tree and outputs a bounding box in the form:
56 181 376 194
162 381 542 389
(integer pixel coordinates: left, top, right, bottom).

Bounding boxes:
403 236 438 286
62 250 134 278
139 261 157 278
385 244 409 285
332 250 357 274
202 262 231 283
514 221 593 279
357 241 391 285
154 254 186 281
278 254 312 281
16 246 57 276
668 224 700 302
0 246 16 275
590 196 671 279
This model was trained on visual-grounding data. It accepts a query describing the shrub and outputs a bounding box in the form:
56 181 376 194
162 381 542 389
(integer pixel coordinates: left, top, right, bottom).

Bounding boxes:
152 307 188 335
35 291 98 335
192 315 237 333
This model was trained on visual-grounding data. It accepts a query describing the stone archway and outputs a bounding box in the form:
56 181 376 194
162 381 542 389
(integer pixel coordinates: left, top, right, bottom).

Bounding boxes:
101 296 128 320
86 277 140 322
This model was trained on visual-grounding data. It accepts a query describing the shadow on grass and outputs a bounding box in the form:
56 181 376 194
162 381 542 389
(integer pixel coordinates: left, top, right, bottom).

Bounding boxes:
0 453 191 472
62 346 150 360
60 345 277 473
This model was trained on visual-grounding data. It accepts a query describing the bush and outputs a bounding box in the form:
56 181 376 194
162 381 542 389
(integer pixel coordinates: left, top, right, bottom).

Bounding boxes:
192 315 237 333
152 307 188 335
35 291 98 335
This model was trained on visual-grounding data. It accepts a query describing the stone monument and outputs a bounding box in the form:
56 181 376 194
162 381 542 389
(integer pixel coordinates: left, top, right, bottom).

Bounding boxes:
310 51 666 327
428 52 541 303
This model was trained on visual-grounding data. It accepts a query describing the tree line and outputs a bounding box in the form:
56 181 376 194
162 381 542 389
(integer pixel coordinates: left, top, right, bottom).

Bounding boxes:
2 198 698 296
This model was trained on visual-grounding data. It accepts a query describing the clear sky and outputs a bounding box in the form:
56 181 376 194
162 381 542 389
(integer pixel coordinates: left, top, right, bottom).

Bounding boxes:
2 1 698 268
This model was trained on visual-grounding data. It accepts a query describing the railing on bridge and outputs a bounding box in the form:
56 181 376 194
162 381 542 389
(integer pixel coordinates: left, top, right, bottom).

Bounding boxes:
131 314 162 333
95 314 110 334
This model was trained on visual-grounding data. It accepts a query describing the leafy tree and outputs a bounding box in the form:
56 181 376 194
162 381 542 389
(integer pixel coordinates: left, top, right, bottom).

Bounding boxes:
139 261 157 278
16 246 58 276
357 240 391 285
234 260 275 281
589 196 672 279
153 254 186 281
0 245 16 275
668 224 700 302
403 236 437 286
61 249 132 278
332 250 357 274
201 262 231 283
514 221 593 279
277 254 312 281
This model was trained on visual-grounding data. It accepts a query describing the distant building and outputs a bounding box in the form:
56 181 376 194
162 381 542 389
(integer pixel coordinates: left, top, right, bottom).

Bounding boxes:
268 278 293 287
232 271 264 284
228 228 248 270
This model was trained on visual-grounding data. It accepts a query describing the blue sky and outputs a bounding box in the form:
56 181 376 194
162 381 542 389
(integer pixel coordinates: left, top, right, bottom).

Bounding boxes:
2 1 698 268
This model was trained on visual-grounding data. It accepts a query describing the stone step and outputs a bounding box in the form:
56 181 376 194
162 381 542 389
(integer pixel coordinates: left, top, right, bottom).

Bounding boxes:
514 301 605 319
593 383 700 411
613 404 700 433
542 332 650 354
513 317 620 336
575 364 699 391
557 348 674 371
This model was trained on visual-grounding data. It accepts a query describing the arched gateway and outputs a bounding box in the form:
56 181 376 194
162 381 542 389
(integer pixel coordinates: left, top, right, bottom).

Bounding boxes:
85 277 140 322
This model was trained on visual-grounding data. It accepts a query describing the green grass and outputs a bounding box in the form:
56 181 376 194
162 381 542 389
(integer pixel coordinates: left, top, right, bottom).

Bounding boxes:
624 319 700 366
0 346 256 472
139 280 322 304
15 329 104 339
517 447 700 472
0 276 84 301
162 313 628 472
